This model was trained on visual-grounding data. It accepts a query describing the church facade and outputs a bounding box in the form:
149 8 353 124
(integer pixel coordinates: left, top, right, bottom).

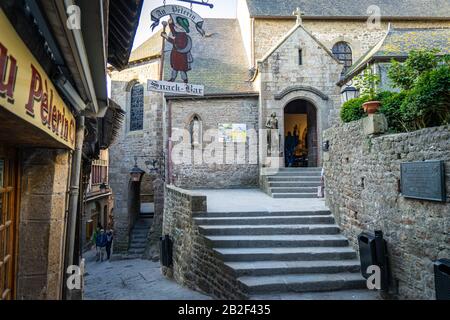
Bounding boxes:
109 0 450 251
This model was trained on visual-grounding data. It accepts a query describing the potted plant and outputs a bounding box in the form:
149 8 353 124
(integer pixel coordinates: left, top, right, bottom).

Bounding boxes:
354 68 381 114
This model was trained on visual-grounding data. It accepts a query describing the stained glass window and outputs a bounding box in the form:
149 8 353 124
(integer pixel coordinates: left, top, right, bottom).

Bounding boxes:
332 42 353 75
130 83 144 131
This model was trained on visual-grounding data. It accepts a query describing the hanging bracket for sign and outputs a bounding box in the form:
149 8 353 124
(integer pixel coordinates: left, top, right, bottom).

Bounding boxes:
177 0 214 9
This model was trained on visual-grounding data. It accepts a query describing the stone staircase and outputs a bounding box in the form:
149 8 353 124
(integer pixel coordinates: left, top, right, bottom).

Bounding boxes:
195 210 366 298
127 218 152 258
264 167 322 198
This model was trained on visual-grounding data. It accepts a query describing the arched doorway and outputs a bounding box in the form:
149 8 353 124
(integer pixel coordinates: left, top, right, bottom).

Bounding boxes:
284 99 318 167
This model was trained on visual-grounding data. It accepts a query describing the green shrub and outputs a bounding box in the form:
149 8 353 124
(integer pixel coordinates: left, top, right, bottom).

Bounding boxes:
379 91 408 132
340 96 370 123
387 49 444 90
400 65 450 130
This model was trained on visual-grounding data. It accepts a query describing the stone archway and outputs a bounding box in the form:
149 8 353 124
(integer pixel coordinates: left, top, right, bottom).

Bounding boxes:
283 99 319 167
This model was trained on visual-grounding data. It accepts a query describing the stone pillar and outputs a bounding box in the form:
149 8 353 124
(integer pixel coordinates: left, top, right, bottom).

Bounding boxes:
144 178 164 260
16 148 70 300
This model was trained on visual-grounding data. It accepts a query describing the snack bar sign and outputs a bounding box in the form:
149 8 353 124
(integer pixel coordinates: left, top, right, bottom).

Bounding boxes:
0 9 76 149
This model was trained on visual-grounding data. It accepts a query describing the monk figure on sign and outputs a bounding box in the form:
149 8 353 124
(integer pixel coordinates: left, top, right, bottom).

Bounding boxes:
161 17 193 83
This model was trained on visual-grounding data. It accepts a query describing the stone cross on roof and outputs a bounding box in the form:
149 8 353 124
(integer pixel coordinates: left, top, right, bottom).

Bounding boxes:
293 7 305 25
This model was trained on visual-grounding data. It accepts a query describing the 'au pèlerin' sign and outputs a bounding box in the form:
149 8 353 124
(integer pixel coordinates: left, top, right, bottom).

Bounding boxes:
0 9 76 149
147 4 205 96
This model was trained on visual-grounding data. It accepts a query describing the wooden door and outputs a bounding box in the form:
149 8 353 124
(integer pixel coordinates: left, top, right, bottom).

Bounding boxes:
0 146 18 300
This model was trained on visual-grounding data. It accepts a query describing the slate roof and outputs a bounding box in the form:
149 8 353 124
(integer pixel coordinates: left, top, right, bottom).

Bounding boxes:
246 0 450 19
129 32 163 63
162 18 254 95
339 27 450 84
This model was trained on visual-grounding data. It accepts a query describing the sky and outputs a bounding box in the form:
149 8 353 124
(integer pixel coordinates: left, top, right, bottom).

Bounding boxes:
132 0 238 50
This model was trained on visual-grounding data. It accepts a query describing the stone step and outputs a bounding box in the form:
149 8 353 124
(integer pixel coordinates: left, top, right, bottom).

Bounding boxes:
194 210 331 218
132 228 150 234
129 245 147 251
270 187 318 193
226 260 361 277
131 233 147 240
133 225 151 230
195 215 334 226
249 289 380 300
272 193 318 198
215 247 357 262
268 182 321 188
128 248 145 254
278 167 322 172
130 239 147 248
267 176 321 182
199 224 341 236
239 272 366 294
273 171 321 177
206 234 348 248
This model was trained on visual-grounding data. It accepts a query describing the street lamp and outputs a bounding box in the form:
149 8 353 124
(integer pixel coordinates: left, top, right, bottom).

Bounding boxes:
129 157 145 182
341 85 359 104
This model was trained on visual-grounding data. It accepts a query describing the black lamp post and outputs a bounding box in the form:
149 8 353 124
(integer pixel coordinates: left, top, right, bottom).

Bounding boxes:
341 85 359 103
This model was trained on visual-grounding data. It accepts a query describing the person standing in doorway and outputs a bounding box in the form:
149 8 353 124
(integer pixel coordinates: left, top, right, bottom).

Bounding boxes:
106 229 114 260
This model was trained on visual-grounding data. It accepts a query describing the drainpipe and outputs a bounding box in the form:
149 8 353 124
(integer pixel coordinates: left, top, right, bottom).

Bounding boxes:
64 115 85 300
63 0 99 114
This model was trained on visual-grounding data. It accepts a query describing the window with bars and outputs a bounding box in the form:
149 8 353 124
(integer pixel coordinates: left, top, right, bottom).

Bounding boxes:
130 83 144 131
332 42 353 75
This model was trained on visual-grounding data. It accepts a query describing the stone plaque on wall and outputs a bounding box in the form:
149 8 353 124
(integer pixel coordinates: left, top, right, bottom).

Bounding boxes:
400 160 446 202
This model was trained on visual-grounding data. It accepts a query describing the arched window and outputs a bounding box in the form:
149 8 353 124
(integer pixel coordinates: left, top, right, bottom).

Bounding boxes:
130 83 144 131
332 42 353 75
189 115 202 147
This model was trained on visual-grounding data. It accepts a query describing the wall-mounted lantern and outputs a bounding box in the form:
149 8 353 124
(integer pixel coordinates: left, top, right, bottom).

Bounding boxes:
129 157 145 182
341 85 359 104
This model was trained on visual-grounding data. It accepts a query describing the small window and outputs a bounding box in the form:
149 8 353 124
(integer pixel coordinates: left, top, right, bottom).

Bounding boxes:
298 49 303 65
332 42 353 75
130 83 144 131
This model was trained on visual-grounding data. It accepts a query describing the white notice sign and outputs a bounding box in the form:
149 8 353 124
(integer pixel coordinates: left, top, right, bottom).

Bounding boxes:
147 80 204 96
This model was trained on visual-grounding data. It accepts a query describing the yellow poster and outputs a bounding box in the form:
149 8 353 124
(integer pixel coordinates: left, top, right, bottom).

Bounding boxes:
0 9 76 149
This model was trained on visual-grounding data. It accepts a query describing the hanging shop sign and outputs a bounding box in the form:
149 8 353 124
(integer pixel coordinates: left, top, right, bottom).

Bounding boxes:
0 10 76 149
148 4 206 96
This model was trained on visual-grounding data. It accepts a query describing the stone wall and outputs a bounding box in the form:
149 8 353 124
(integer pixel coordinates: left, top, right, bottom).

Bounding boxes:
323 122 450 300
109 60 164 252
169 97 259 189
162 185 247 299
17 148 70 299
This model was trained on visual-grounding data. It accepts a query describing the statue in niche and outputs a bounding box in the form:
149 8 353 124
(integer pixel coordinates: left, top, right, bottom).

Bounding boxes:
265 112 279 156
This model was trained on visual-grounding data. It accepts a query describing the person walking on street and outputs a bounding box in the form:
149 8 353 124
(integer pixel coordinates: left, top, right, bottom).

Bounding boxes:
106 229 114 260
96 229 107 262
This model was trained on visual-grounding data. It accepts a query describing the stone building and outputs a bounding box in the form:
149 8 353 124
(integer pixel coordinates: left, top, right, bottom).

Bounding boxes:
109 0 450 252
81 149 115 251
0 0 142 300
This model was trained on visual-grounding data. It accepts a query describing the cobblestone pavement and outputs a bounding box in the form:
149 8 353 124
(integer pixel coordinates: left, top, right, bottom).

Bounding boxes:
83 250 211 300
